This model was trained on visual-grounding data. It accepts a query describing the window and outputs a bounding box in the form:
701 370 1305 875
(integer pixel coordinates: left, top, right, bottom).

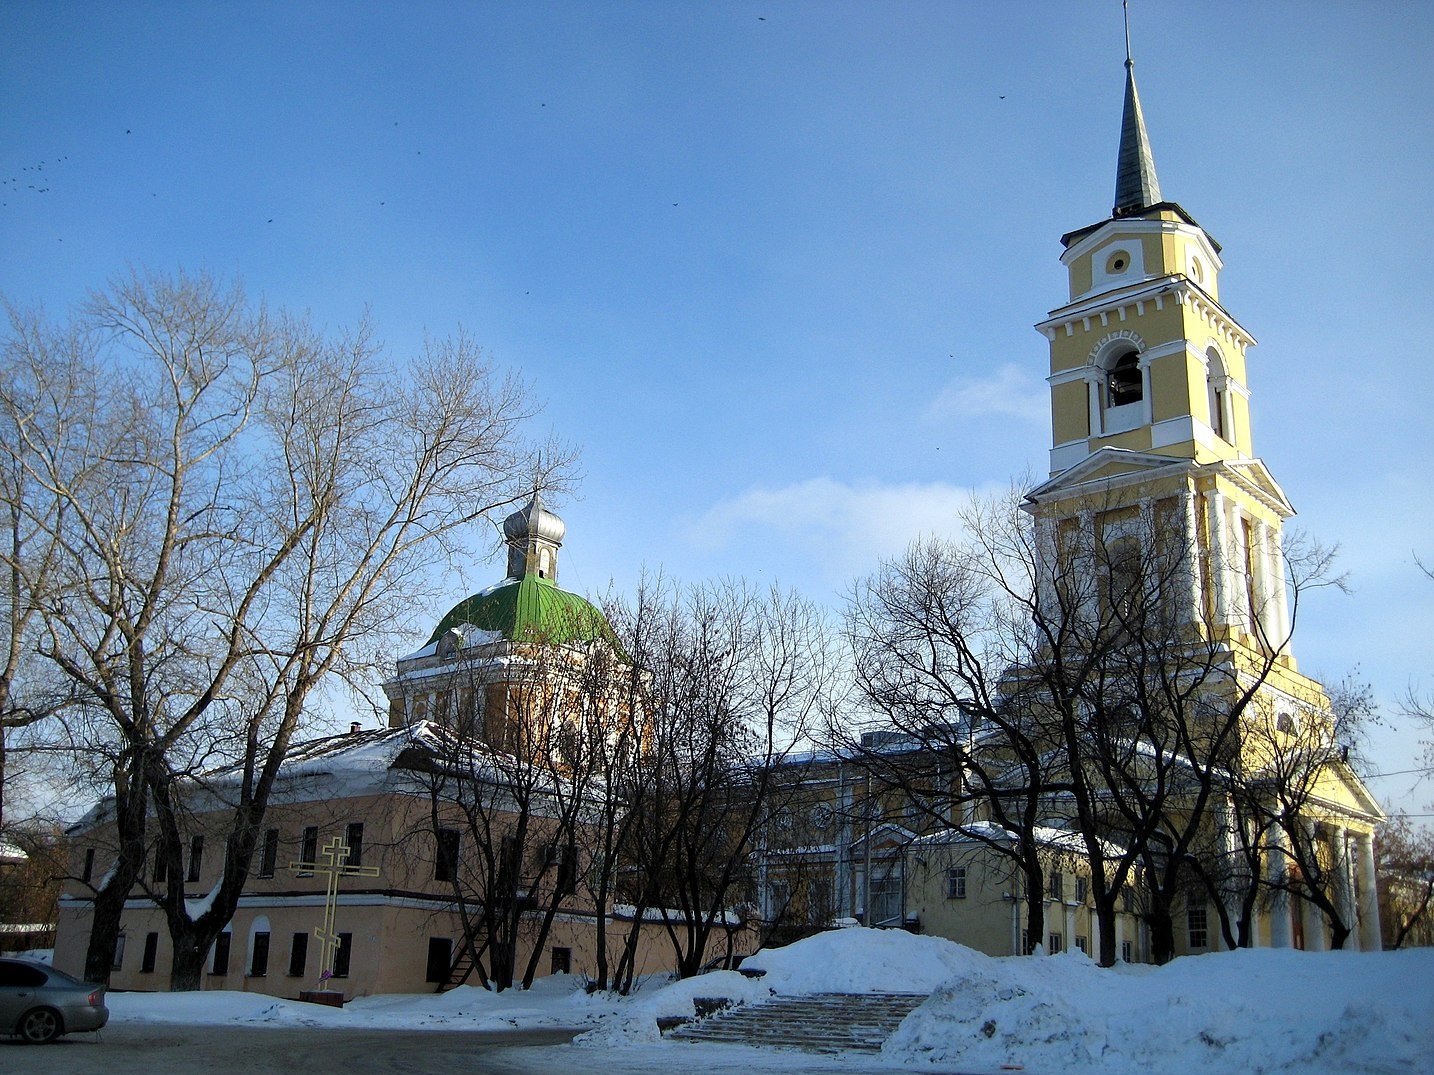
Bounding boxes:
1075 935 1088 954
250 932 270 977
187 835 205 882
425 938 452 984
112 931 126 970
1048 932 1063 954
554 844 577 897
0 963 45 987
1075 877 1089 904
1206 347 1228 441
435 828 460 883
332 933 352 978
1121 940 1134 963
1187 904 1209 949
211 931 231 976
153 844 168 884
141 932 159 973
345 823 364 868
1122 887 1136 913
945 866 967 900
288 933 308 977
551 947 572 975
1107 350 1142 407
1048 871 1064 902
298 826 318 874
1021 929 1034 956
258 829 279 879
82 847 95 884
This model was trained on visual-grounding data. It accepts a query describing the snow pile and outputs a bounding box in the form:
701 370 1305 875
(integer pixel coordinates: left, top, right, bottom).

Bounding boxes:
886 945 1434 1075
744 926 988 994
109 972 617 1031
578 928 986 1047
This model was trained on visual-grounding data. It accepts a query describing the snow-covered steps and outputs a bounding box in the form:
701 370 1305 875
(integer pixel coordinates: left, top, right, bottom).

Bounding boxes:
666 991 927 1053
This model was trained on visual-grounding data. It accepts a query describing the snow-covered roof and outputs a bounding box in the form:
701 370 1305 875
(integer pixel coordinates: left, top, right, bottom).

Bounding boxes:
912 821 1127 859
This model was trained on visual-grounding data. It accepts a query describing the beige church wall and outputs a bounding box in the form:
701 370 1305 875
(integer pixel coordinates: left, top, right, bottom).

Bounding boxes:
906 848 1017 956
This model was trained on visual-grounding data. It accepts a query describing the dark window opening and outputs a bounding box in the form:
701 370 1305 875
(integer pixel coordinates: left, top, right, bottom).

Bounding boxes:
1107 350 1142 407
298 826 318 874
259 829 279 879
187 835 205 883
153 844 168 884
250 932 270 977
211 932 231 976
332 933 352 978
288 933 308 977
425 937 452 984
112 931 126 970
82 848 95 884
345 822 364 868
141 932 159 973
435 828 460 883
551 946 571 975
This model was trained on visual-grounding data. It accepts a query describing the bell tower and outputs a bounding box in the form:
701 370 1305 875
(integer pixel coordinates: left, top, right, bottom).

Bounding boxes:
1025 27 1295 654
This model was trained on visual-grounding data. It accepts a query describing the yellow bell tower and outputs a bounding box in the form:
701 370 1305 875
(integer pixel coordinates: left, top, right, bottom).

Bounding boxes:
1023 21 1384 955
1026 38 1296 656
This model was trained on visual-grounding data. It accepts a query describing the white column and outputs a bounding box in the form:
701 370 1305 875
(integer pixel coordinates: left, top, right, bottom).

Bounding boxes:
1332 826 1357 950
1087 374 1103 438
1356 832 1382 951
1265 525 1290 645
1180 492 1204 626
1251 520 1274 642
1206 490 1233 628
1267 824 1293 948
1302 821 1326 951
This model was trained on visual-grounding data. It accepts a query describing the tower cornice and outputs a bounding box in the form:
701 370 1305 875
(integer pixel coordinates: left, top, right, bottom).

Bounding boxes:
1035 275 1256 354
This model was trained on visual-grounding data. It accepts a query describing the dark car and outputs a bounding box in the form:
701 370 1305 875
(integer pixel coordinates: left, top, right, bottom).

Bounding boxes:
0 958 108 1044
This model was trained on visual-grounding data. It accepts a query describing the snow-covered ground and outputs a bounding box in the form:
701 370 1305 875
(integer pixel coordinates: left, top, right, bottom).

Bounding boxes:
99 929 1433 1074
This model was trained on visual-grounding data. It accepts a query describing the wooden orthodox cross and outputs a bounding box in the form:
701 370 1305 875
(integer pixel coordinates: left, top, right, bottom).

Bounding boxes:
289 835 380 991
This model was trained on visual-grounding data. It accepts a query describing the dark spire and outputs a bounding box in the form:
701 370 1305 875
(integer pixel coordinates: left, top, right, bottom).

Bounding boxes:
1113 1 1162 216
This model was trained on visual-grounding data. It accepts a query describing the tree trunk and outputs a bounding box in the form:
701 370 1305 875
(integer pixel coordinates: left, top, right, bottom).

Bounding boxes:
1094 897 1118 967
1147 904 1175 964
169 932 208 991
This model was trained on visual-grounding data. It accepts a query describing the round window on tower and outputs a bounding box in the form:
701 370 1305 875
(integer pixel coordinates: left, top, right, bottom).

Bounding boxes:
1105 250 1129 275
1190 256 1205 284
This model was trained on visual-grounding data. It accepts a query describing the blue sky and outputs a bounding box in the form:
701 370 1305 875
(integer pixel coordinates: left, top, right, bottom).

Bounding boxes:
4 2 1431 813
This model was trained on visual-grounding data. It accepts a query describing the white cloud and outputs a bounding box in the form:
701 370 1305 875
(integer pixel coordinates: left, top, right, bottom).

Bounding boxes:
682 477 1006 588
927 363 1048 425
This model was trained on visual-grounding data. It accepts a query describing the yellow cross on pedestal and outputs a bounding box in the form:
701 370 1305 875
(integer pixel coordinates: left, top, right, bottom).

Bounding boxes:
290 835 380 991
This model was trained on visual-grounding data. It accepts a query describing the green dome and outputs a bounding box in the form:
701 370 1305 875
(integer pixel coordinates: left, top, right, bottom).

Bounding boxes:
426 573 616 647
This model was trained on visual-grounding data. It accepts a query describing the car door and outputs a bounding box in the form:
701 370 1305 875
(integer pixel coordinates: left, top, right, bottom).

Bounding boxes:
0 961 47 1028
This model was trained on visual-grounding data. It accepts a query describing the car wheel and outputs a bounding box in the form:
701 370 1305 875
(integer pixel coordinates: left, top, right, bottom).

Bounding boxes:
19 1007 62 1044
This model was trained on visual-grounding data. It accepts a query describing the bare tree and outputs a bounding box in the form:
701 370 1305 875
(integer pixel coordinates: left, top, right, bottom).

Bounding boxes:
610 578 833 984
1 270 567 986
842 533 1060 952
1376 814 1434 949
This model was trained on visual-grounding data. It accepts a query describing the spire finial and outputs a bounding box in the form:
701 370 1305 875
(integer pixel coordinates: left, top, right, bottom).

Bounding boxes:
1113 0 1162 216
1123 0 1133 67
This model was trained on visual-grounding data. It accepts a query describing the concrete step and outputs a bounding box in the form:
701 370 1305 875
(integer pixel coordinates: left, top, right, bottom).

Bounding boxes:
668 991 927 1052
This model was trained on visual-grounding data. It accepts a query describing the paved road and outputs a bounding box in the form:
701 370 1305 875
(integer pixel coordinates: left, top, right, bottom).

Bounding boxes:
1 1024 583 1075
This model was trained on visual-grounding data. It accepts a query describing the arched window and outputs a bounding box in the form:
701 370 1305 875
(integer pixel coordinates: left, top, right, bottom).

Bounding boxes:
1206 347 1228 441
1107 350 1142 408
